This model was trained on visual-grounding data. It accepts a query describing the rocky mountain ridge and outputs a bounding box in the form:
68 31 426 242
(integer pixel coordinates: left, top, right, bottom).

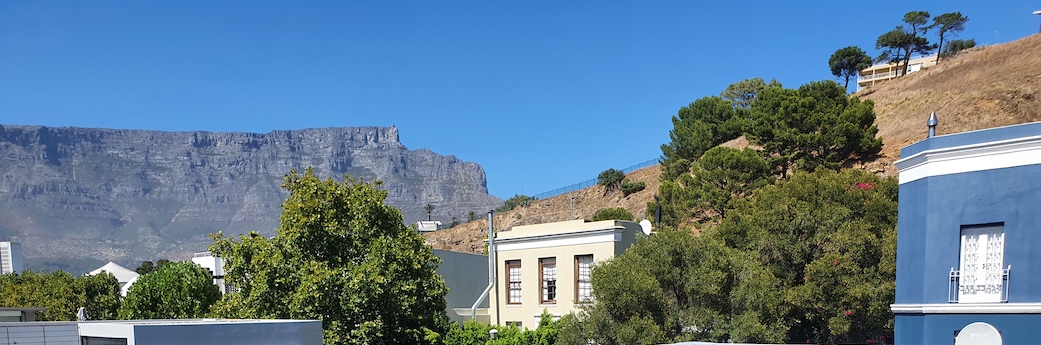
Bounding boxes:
0 125 502 266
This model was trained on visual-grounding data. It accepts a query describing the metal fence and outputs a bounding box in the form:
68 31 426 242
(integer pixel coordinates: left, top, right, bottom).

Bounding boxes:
532 158 659 200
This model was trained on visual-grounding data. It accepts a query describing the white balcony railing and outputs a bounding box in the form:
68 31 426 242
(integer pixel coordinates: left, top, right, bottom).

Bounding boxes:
949 265 1011 303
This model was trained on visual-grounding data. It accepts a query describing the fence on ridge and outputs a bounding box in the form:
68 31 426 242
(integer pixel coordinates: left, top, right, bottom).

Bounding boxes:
531 158 659 200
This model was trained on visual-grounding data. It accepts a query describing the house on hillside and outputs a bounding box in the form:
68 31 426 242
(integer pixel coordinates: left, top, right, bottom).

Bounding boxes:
857 54 937 92
488 219 643 328
892 120 1041 344
416 220 442 232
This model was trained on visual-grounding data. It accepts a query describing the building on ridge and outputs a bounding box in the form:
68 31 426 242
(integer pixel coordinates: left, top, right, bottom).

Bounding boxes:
857 54 937 92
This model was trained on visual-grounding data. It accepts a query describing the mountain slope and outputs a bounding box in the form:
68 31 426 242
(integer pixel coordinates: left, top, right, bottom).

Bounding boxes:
0 125 502 264
859 33 1041 174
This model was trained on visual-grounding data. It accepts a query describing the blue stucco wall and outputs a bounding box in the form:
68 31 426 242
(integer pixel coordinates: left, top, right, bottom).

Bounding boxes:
897 164 1041 305
896 314 1041 345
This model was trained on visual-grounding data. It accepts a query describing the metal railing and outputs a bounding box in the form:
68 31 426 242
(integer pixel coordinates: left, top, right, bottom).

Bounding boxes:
949 265 1011 303
859 70 904 81
532 159 659 200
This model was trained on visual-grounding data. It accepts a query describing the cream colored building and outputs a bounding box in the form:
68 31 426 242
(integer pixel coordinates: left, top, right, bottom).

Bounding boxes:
488 219 642 328
857 54 937 91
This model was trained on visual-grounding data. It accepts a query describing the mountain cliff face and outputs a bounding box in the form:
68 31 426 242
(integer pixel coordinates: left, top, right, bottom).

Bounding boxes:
0 125 502 264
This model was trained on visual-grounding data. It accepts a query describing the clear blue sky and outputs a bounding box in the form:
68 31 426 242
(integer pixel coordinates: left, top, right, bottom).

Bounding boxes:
2 1 1038 199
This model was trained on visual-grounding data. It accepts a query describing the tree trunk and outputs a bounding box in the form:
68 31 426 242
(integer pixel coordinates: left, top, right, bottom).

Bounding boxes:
936 34 946 63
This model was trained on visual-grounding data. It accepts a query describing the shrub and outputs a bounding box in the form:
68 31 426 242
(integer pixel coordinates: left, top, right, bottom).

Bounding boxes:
597 169 625 192
621 180 646 196
593 207 634 221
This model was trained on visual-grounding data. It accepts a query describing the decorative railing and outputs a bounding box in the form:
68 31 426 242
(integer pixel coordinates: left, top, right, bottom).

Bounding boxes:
949 265 1011 303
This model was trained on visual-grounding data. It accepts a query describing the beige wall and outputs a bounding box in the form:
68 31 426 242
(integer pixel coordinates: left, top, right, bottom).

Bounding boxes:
488 220 643 328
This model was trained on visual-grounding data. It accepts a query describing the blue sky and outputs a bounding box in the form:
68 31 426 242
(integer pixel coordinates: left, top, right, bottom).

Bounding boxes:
2 1 1038 199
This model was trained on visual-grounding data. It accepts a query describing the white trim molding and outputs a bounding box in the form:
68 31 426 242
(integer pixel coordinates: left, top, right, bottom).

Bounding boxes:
895 135 1041 184
494 229 622 251
891 303 1041 314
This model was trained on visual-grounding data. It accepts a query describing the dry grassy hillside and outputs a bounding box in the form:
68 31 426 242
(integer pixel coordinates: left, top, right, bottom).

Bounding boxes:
425 34 1041 253
859 33 1041 175
424 165 661 253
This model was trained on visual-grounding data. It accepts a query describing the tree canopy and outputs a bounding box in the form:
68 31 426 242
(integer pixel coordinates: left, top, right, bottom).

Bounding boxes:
569 169 897 344
118 261 220 320
876 11 935 76
932 12 969 63
828 46 872 90
748 80 881 176
0 270 122 321
597 168 626 193
209 168 450 345
720 77 782 108
659 96 748 180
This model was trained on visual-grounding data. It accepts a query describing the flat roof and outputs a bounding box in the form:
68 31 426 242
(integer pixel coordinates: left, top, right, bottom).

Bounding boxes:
900 121 1041 158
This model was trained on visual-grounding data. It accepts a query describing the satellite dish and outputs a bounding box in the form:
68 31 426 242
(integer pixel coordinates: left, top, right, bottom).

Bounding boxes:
955 322 1001 345
639 219 653 235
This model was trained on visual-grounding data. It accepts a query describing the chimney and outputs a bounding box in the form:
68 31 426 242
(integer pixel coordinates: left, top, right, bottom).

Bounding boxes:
927 112 938 138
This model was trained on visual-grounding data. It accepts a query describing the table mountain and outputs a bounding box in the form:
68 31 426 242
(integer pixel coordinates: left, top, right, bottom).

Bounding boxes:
0 125 502 265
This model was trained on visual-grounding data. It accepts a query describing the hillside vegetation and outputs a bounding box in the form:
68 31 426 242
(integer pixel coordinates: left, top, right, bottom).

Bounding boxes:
425 34 1041 254
860 33 1041 174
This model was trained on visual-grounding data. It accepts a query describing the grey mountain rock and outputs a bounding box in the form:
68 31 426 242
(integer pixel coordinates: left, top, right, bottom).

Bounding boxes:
0 124 502 264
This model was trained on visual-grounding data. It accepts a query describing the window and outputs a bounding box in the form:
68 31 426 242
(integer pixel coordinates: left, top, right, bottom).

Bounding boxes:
81 337 128 345
958 224 1007 303
505 321 522 328
506 260 522 304
575 254 593 303
540 257 557 304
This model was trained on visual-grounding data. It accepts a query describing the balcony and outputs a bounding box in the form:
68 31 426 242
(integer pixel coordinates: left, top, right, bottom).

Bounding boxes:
949 265 1011 303
858 70 904 82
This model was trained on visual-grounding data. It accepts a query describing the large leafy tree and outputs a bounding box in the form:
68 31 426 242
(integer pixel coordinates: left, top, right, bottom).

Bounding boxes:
0 270 81 321
0 270 122 321
572 170 897 345
209 169 450 345
77 272 123 320
932 12 969 63
828 46 872 90
660 96 746 181
118 261 220 320
747 80 881 177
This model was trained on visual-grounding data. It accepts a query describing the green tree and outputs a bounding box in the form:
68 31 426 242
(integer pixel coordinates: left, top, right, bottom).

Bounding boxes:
941 38 975 59
932 12 968 63
747 80 882 177
77 272 122 320
828 46 872 90
497 194 534 212
0 270 81 321
660 96 748 180
597 169 625 193
135 261 156 275
620 180 646 196
209 169 450 345
467 211 477 222
720 77 782 108
593 207 634 221
425 203 436 221
712 169 897 344
577 169 897 344
118 261 220 320
876 11 934 76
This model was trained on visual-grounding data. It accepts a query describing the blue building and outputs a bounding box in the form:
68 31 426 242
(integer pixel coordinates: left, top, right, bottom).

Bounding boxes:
893 120 1041 344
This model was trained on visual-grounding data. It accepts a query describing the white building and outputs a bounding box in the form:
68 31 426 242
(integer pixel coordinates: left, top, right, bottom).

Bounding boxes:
416 220 442 232
87 262 140 296
191 252 227 294
0 241 24 274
